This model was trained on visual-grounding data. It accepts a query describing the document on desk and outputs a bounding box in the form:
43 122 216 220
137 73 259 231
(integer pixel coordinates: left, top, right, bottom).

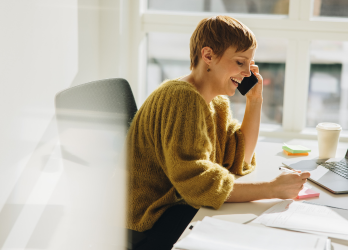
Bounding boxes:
174 216 327 250
253 200 348 240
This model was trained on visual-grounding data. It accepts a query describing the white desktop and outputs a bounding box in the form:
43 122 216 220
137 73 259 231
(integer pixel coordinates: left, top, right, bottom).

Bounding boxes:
173 138 348 250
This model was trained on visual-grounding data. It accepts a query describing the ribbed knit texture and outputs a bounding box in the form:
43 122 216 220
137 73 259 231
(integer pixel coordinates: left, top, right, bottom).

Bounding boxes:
127 79 256 232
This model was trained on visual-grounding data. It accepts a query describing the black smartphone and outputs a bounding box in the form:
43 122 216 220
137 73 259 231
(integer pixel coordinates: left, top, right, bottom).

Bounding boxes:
237 71 258 96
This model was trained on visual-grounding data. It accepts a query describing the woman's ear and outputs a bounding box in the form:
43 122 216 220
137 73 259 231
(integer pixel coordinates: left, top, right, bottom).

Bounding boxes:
201 47 214 65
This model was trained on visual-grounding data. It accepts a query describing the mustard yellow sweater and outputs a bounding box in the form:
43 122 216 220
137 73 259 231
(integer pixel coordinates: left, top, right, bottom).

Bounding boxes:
127 79 256 232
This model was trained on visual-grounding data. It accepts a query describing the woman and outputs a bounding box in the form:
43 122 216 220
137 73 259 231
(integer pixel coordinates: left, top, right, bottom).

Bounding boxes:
127 16 310 250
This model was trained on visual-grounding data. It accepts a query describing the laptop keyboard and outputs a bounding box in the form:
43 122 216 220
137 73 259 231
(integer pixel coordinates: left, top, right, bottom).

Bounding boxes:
320 161 348 179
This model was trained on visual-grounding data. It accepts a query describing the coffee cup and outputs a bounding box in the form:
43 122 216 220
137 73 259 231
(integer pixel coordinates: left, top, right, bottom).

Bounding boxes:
316 122 342 159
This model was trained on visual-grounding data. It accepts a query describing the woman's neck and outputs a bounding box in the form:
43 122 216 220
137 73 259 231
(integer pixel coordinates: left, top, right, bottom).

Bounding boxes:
180 67 217 104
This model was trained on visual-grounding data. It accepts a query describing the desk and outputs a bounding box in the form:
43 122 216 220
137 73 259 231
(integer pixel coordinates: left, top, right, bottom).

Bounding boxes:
174 138 348 250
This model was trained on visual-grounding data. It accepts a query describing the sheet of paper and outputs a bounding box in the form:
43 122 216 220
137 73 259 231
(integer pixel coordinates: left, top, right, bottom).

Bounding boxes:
290 228 348 241
174 217 327 250
254 200 348 235
309 165 329 181
212 214 257 224
303 200 348 211
283 144 311 153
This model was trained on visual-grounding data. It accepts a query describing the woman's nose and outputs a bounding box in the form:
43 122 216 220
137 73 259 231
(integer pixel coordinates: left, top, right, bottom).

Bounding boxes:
241 67 251 77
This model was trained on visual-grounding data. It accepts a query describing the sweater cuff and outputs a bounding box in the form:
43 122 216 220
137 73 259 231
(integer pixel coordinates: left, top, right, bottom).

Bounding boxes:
210 173 235 210
234 153 256 176
229 128 257 176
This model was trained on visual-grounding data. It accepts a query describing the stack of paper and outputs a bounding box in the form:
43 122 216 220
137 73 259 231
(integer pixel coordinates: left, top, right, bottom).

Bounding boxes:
296 186 320 199
282 143 311 156
174 216 328 250
253 200 348 241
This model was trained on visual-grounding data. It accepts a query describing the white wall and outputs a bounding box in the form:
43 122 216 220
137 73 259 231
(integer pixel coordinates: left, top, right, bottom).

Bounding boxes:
0 0 126 248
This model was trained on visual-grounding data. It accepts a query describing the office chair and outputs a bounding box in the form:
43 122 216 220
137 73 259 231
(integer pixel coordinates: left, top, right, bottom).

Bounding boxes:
55 78 137 129
55 78 139 249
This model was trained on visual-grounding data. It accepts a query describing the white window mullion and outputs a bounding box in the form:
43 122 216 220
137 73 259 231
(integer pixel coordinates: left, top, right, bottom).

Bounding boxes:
283 39 311 132
293 39 311 131
118 0 131 80
143 12 348 35
285 0 312 132
299 0 314 20
128 0 147 107
288 0 300 20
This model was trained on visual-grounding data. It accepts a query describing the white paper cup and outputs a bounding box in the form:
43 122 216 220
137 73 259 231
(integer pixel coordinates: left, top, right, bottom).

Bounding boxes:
316 122 342 159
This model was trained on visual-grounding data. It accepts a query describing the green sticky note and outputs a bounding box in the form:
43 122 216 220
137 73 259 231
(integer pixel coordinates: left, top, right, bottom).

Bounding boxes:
282 144 311 154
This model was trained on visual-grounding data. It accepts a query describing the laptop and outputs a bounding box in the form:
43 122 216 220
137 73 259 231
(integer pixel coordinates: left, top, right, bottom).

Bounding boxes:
282 149 348 194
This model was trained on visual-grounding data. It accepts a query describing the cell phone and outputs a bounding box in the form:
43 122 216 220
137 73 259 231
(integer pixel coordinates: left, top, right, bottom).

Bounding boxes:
237 70 258 96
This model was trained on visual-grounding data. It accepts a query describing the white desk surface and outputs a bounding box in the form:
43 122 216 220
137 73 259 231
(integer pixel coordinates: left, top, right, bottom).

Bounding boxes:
174 138 348 250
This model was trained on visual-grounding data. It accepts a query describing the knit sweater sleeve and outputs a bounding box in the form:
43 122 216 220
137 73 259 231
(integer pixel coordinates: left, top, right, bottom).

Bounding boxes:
222 116 256 176
159 86 234 210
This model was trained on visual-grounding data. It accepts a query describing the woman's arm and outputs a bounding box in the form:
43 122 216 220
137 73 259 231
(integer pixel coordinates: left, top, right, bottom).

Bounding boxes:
226 171 311 202
240 99 262 164
239 61 263 164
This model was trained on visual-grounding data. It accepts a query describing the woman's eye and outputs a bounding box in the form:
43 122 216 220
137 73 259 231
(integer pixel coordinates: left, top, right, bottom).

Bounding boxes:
237 61 243 66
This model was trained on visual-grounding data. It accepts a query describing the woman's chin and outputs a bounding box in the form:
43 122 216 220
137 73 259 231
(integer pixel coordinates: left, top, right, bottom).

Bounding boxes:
226 89 236 96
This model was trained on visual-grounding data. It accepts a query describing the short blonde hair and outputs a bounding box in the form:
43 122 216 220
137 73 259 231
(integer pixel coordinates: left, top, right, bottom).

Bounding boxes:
190 16 257 70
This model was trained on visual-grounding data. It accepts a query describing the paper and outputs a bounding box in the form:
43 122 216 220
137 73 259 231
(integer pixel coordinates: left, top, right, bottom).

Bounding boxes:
254 200 348 237
212 214 257 224
174 216 327 250
292 228 348 241
282 158 319 172
303 200 348 211
296 187 320 199
283 144 311 154
309 165 329 181
283 150 309 156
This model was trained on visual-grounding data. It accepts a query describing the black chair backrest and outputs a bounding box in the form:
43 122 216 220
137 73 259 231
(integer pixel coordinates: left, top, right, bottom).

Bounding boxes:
55 78 137 129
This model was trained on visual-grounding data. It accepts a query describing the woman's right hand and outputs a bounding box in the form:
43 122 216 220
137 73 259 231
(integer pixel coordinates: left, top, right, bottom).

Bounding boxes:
269 171 311 199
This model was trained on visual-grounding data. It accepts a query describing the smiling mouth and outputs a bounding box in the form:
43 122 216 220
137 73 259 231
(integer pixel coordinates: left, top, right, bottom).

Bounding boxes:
230 77 241 87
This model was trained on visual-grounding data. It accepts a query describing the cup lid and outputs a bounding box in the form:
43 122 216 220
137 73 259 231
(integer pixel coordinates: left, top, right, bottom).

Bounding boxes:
316 122 342 131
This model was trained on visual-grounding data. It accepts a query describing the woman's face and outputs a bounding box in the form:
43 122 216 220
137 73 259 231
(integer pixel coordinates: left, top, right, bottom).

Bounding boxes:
210 46 256 96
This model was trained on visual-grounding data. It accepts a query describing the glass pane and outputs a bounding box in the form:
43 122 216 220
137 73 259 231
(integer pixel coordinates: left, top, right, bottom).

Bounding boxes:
148 0 289 15
147 33 287 125
313 0 348 18
0 1 125 247
307 41 348 129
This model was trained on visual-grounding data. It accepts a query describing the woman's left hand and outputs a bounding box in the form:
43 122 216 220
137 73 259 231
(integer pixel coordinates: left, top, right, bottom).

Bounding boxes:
245 60 263 102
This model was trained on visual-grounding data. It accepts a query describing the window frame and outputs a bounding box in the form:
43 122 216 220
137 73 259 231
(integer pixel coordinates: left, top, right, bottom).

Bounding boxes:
128 0 348 141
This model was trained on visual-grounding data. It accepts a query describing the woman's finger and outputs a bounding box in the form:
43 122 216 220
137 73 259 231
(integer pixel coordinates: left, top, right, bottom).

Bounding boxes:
253 72 263 83
300 172 311 179
250 64 259 74
250 60 255 66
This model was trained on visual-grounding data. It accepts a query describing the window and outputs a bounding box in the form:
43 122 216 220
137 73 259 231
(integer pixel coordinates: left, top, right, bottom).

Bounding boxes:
313 0 348 18
307 41 348 130
131 0 348 140
147 33 191 96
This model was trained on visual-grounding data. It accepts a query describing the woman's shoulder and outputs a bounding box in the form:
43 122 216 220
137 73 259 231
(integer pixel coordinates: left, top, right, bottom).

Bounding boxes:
151 79 206 104
157 79 199 94
140 79 210 119
212 95 231 111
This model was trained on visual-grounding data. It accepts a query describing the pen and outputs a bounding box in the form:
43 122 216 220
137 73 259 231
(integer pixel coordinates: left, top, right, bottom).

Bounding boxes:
279 166 295 173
